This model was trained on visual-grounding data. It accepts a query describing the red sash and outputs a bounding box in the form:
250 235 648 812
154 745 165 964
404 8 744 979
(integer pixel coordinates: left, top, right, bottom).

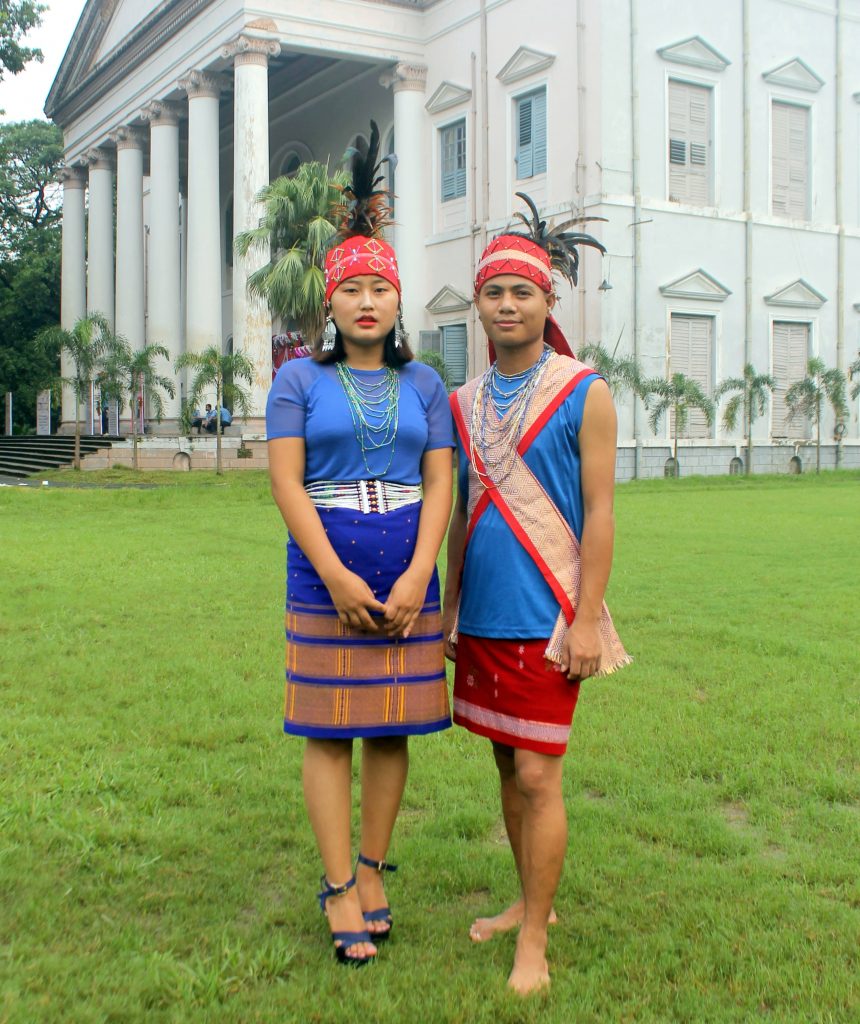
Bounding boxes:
450 354 630 674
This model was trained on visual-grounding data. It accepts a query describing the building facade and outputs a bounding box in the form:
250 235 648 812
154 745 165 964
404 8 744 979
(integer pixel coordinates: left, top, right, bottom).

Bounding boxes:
48 0 860 474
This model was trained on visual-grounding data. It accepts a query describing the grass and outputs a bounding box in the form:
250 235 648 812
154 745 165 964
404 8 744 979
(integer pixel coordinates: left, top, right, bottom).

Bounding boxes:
1 470 858 1023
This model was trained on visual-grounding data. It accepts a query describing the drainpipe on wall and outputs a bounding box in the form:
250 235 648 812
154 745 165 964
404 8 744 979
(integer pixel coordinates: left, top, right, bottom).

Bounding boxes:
576 0 588 348
470 50 480 369
629 0 642 477
478 0 490 375
742 0 752 370
835 0 844 374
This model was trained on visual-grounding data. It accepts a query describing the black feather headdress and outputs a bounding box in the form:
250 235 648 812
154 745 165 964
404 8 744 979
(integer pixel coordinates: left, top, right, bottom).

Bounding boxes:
507 192 606 287
338 120 394 239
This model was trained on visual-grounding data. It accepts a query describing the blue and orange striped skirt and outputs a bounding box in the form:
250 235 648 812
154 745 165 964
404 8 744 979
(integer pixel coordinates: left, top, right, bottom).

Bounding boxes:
283 504 451 739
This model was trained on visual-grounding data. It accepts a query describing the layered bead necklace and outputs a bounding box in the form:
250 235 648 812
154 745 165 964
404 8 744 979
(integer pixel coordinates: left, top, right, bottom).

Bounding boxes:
335 360 400 477
470 346 553 485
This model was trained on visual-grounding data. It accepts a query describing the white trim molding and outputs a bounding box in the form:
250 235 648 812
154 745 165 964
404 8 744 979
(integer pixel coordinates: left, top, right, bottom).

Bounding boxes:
764 279 827 309
497 46 555 85
762 58 824 93
657 36 730 73
426 285 471 314
660 269 731 302
425 81 472 113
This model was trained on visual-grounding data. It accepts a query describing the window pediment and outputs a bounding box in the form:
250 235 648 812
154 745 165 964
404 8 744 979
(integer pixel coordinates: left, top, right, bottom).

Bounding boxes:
657 36 730 73
426 285 471 314
762 58 824 93
660 269 731 302
425 81 472 114
497 46 555 86
764 279 827 309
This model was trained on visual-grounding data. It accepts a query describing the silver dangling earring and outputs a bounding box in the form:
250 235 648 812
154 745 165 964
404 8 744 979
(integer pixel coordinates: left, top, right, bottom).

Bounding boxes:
394 312 405 349
322 315 336 353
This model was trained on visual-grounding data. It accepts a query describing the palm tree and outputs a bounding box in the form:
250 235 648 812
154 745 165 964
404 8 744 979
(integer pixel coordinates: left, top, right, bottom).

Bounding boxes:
416 350 452 389
848 352 860 402
643 372 715 469
233 161 350 343
714 363 775 476
579 336 643 400
785 357 847 474
100 342 176 470
36 313 119 470
175 346 255 475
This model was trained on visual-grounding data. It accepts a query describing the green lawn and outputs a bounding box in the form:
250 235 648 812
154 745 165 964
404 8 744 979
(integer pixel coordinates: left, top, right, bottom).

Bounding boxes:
1 471 858 1023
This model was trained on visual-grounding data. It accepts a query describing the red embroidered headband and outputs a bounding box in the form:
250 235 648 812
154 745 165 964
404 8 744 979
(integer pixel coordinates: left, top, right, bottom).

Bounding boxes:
474 234 553 295
324 235 400 303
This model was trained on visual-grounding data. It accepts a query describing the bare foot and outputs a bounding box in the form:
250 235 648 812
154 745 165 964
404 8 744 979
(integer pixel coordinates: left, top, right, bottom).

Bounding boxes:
469 899 558 943
356 864 391 938
507 930 550 995
323 886 378 961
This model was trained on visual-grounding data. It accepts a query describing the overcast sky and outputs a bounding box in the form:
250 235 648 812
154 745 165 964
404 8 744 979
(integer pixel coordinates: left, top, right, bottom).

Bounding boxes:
0 0 88 124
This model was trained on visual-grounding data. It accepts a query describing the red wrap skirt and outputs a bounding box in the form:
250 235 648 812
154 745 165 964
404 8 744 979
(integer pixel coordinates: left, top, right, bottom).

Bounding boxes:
452 634 581 756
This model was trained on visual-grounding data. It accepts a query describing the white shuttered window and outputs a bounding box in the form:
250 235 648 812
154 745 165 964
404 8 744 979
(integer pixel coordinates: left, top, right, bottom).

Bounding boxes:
669 314 713 438
668 80 711 206
440 119 467 201
442 323 468 388
771 321 810 436
771 102 809 219
515 88 547 180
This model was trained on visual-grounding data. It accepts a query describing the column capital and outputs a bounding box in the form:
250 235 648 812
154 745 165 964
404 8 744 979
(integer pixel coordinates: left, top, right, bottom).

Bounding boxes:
380 62 428 93
58 164 87 188
109 125 146 151
179 69 228 99
141 99 182 126
85 147 114 170
222 33 281 68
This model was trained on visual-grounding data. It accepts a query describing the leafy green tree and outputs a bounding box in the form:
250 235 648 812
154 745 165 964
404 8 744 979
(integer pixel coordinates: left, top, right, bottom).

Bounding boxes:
416 350 452 390
848 352 860 402
0 120 63 258
0 1 44 82
643 372 715 467
234 161 349 342
100 342 176 470
714 363 775 476
785 357 848 474
175 346 255 475
36 314 120 469
578 338 643 399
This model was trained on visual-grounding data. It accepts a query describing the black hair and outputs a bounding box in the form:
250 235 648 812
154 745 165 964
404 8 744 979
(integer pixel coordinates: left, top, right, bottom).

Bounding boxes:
313 323 414 368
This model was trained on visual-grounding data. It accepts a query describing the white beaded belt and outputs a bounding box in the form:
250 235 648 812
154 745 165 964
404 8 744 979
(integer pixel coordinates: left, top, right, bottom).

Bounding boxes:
305 479 422 515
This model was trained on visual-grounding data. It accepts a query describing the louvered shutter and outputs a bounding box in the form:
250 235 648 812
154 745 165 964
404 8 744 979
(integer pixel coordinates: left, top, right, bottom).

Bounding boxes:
419 330 442 353
516 95 534 178
771 321 809 435
772 102 809 219
441 123 456 201
442 323 468 387
669 314 713 438
532 89 547 175
667 80 711 205
454 121 467 197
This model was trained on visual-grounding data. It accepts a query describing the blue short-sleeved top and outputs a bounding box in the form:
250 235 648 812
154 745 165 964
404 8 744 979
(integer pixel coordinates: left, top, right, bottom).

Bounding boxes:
266 358 455 485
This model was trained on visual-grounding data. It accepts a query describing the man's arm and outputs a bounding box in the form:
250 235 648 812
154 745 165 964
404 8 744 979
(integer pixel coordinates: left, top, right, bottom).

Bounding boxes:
560 379 617 681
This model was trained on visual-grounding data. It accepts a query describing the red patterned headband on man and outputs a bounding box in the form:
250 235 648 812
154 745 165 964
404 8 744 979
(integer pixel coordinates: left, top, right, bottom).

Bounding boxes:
473 234 553 296
324 235 401 303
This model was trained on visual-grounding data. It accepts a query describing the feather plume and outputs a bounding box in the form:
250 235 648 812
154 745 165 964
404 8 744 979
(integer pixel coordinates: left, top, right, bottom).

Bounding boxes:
338 120 394 238
508 191 606 286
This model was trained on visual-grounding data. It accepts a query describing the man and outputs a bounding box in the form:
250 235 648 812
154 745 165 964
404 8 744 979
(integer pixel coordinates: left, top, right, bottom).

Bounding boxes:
191 403 211 434
442 196 630 995
203 404 232 433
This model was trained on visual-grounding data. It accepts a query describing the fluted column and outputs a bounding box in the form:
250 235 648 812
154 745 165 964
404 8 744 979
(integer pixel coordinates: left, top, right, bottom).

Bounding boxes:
179 70 224 363
59 166 87 430
223 34 280 424
110 127 146 352
142 100 182 421
382 63 428 338
86 148 115 329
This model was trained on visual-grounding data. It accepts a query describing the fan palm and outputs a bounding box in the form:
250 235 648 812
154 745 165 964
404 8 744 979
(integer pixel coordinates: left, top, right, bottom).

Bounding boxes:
233 161 349 343
100 342 175 470
848 352 860 402
175 346 255 475
579 335 643 400
36 313 120 470
643 372 715 467
785 357 847 474
714 363 775 475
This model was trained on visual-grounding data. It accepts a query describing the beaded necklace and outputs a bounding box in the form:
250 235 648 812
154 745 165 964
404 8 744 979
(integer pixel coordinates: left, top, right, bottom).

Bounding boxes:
470 347 553 485
335 360 400 477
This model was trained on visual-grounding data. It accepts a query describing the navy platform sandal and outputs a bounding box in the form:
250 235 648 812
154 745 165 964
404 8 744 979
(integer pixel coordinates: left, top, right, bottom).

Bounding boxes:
317 874 376 967
356 853 398 942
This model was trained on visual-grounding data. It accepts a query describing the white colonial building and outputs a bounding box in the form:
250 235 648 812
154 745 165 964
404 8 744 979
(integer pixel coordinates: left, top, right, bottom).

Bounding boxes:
48 0 860 475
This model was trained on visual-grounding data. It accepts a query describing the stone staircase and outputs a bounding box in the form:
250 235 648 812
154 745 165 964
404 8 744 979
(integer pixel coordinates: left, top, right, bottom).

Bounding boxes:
0 435 118 479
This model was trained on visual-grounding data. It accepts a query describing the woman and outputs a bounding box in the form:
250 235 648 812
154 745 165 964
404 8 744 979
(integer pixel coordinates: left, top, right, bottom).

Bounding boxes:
265 125 454 967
